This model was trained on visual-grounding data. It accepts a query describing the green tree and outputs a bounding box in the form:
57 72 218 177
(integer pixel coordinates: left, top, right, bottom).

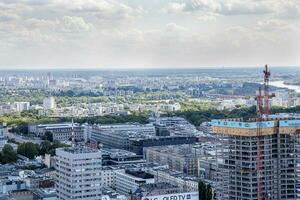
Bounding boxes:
10 122 29 135
198 181 213 200
48 141 69 156
39 140 52 155
44 131 53 142
17 142 40 159
1 144 18 164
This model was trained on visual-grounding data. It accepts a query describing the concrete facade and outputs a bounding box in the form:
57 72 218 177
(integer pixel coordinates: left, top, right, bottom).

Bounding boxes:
55 147 102 200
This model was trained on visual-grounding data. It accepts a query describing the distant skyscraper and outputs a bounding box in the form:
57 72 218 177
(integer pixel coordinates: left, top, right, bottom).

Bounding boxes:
55 147 102 200
43 96 56 110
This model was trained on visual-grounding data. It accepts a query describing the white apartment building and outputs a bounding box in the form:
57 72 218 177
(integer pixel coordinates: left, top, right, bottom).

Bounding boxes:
115 170 155 195
55 147 102 200
13 102 30 112
43 97 56 110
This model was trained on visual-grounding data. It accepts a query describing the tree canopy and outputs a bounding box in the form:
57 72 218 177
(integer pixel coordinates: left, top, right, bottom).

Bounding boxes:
0 144 18 164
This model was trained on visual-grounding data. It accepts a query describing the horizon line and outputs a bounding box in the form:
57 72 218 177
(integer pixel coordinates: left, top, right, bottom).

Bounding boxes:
0 65 299 71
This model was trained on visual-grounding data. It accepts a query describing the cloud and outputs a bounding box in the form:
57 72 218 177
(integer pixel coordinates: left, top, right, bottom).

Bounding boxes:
0 12 20 21
166 23 188 32
256 19 300 33
0 0 299 67
274 0 300 20
162 3 186 14
163 0 273 16
58 16 94 33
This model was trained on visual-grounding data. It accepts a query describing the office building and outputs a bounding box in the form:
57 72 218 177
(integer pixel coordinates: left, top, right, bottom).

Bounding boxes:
130 136 198 155
91 124 156 150
102 148 145 166
131 182 180 200
55 147 102 200
145 145 199 176
29 123 84 141
148 168 199 193
115 170 155 195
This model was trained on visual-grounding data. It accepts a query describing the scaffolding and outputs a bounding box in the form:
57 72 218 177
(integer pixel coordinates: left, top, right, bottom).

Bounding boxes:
213 118 300 200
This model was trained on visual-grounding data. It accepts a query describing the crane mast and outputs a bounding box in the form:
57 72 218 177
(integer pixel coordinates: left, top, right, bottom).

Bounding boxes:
256 65 274 200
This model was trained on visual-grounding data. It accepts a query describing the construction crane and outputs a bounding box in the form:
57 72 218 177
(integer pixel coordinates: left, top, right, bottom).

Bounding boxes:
256 86 263 200
255 65 275 200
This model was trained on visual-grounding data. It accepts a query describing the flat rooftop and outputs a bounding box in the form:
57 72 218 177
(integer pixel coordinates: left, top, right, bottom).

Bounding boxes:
125 170 154 179
37 123 82 129
61 146 100 154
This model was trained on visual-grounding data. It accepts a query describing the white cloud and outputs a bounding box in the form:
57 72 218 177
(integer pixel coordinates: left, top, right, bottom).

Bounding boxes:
0 12 20 21
162 3 186 14
0 0 299 67
163 0 273 16
274 0 300 20
58 16 94 33
256 19 300 33
166 23 188 32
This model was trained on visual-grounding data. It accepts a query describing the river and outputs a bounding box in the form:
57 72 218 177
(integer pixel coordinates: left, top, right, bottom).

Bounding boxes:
269 81 300 93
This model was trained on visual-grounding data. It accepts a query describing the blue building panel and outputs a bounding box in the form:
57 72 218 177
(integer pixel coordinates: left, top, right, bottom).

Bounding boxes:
211 120 274 129
211 119 300 128
279 120 300 127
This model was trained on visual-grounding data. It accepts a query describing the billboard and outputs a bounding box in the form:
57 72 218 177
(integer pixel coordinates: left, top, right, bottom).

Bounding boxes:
141 192 199 200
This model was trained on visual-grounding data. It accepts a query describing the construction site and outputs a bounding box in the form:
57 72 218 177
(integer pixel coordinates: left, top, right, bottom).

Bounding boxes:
211 65 300 200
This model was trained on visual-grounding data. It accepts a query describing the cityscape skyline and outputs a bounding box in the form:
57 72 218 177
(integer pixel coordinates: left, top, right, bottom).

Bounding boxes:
0 1 300 200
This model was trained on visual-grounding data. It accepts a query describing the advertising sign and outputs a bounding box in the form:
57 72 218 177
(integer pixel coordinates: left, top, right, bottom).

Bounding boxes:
141 192 199 200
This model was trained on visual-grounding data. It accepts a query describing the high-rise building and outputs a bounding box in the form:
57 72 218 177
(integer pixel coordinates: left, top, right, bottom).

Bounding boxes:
211 115 300 200
43 97 56 110
55 147 102 200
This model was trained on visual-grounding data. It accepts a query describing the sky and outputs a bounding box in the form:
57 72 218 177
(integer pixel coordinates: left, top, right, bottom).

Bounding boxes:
0 0 299 69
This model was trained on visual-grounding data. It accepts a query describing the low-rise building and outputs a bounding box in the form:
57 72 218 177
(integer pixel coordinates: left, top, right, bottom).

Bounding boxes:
91 123 156 150
147 168 199 193
32 188 56 200
29 123 84 141
131 182 180 200
145 145 199 176
115 170 155 195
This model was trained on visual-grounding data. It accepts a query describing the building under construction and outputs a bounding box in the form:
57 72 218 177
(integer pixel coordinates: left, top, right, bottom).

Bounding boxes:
212 116 300 200
211 66 300 200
